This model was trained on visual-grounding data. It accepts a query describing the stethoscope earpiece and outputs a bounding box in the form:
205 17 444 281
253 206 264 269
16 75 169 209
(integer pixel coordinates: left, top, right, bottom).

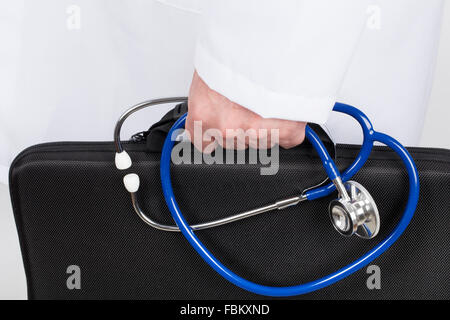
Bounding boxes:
329 181 380 239
115 150 132 170
123 173 140 193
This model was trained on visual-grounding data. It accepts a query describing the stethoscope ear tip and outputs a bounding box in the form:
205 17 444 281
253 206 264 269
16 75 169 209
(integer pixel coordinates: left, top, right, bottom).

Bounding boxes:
115 151 132 170
124 173 140 193
329 181 380 239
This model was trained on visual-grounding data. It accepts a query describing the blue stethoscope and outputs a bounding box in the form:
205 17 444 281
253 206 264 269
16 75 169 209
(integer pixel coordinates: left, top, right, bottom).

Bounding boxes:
114 97 419 297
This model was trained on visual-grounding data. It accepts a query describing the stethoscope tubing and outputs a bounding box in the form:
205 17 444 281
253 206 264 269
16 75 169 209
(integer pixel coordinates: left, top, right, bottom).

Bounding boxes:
305 103 375 200
159 103 419 297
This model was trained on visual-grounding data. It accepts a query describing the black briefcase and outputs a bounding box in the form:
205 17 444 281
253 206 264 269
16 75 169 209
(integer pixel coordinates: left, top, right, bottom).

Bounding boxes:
9 103 450 300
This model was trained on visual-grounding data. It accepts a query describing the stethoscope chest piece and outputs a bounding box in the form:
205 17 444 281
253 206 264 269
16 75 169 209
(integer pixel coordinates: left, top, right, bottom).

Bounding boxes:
329 181 380 239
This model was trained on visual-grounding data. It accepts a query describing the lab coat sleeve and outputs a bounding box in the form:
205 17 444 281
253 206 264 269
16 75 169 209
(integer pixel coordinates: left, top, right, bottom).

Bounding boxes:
194 0 370 124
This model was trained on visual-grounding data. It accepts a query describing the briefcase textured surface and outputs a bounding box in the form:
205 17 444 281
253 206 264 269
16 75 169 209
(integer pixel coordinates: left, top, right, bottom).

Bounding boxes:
9 111 450 300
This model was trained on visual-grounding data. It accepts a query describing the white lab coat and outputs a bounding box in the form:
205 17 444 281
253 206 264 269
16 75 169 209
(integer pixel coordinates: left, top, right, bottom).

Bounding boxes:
0 0 444 184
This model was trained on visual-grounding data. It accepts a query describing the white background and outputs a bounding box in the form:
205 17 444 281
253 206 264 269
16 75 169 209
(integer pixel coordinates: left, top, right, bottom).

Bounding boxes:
0 2 449 299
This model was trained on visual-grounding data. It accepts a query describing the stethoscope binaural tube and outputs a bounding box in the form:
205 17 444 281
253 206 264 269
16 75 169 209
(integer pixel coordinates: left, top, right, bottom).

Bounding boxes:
159 102 420 297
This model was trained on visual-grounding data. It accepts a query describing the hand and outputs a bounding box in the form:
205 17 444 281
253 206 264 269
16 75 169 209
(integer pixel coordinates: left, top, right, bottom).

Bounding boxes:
186 71 306 152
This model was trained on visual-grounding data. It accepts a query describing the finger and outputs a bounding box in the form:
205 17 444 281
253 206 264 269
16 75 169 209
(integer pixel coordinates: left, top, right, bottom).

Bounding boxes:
257 119 306 149
278 121 306 149
256 128 276 149
219 129 250 150
185 116 218 154
255 120 277 149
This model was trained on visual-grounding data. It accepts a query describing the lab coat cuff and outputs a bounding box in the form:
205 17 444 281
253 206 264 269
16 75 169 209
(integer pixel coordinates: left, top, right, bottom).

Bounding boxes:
194 44 335 124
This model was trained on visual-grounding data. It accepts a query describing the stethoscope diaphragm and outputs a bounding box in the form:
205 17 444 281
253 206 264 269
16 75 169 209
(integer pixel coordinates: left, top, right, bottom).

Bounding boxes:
329 180 380 239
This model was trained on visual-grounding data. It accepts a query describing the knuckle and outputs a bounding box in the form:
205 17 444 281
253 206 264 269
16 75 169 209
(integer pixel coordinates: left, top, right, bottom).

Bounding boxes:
292 130 306 145
280 131 305 149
